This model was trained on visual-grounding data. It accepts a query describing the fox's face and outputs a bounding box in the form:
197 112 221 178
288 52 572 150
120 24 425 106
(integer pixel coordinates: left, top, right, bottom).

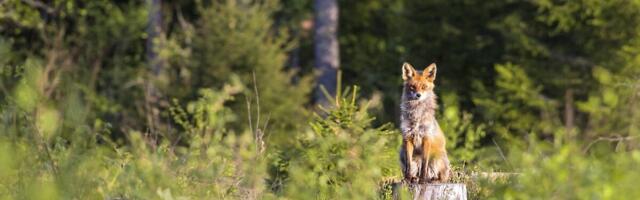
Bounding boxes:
402 62 437 101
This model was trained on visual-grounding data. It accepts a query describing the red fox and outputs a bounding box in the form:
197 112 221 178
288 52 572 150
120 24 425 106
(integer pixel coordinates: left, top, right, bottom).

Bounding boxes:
399 62 451 184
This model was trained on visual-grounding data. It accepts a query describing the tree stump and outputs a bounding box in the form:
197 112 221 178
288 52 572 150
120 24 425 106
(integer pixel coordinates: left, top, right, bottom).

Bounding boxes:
393 183 467 200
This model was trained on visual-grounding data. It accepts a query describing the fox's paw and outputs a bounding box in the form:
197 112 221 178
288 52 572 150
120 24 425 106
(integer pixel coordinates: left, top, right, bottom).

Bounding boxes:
417 172 428 184
404 176 418 184
418 178 429 184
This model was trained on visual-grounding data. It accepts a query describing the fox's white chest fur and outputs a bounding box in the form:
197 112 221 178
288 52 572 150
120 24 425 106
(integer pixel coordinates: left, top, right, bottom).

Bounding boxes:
400 91 438 140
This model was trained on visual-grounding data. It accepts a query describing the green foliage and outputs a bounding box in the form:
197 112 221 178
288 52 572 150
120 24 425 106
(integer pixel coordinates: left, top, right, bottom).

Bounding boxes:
283 86 399 199
474 63 562 149
190 0 313 140
0 76 268 199
438 93 489 164
2 0 640 199
488 144 640 200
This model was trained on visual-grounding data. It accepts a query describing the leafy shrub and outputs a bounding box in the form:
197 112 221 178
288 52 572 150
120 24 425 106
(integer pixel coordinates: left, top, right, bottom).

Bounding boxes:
269 86 401 199
0 66 268 199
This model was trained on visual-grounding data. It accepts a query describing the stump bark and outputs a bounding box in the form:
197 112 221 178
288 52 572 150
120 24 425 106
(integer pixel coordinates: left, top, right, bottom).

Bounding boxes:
393 183 467 200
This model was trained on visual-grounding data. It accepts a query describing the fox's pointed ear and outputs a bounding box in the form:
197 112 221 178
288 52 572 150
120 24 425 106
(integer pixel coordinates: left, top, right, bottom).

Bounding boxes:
424 63 437 82
402 62 417 81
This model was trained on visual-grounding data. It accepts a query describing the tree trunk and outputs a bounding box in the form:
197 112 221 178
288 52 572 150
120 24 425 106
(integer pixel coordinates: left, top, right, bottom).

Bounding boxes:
564 89 575 139
288 32 301 83
313 0 339 104
145 0 163 138
147 0 163 76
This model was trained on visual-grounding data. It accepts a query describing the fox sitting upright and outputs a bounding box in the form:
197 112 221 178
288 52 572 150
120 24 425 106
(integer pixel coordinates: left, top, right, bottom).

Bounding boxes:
399 62 450 184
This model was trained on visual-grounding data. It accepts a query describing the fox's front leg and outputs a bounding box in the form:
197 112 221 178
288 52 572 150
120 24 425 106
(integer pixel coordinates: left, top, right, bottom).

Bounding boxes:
436 152 451 183
420 137 431 183
403 137 417 183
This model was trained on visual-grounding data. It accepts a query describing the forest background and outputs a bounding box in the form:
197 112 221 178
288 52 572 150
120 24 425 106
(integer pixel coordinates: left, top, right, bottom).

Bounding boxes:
1 0 639 199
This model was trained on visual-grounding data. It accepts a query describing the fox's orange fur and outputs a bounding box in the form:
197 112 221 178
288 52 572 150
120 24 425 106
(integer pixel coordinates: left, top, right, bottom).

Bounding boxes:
399 62 451 184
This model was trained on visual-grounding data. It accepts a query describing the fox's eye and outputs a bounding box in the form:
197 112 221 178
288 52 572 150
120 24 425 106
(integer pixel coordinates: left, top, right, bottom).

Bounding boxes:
421 85 427 90
409 86 416 91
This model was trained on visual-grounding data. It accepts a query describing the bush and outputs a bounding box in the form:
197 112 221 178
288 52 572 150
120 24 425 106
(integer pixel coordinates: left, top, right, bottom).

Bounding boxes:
0 70 268 199
280 86 400 199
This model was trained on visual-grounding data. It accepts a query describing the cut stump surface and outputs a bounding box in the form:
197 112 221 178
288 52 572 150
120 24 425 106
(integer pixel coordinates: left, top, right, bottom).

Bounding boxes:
393 183 467 200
